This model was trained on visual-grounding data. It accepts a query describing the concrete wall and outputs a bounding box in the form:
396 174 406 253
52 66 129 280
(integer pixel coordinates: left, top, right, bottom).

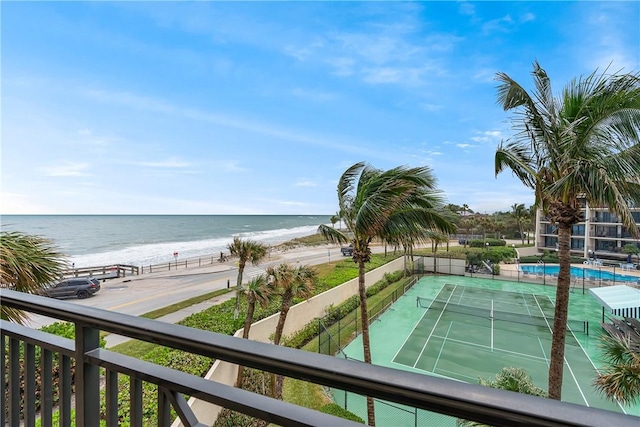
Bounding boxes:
180 256 406 426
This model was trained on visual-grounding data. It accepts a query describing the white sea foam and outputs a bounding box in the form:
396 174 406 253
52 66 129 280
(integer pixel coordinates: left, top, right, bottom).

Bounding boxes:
70 224 324 268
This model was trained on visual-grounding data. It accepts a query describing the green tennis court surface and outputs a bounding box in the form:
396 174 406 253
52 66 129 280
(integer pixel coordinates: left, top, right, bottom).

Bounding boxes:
337 276 639 425
393 283 602 408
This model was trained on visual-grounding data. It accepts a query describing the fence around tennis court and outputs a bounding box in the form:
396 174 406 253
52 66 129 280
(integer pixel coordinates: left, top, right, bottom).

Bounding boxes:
317 276 437 427
317 277 420 356
409 255 640 293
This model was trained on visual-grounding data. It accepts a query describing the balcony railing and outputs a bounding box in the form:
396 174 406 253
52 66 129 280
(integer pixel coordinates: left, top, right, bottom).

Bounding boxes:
2 289 637 427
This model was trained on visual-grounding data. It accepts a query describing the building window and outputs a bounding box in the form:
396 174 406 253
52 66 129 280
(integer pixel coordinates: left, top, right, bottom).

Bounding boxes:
572 224 585 236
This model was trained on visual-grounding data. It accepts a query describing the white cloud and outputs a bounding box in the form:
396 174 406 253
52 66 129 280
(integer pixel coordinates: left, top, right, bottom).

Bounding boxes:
134 158 192 168
421 103 442 112
520 12 535 23
472 68 496 83
482 15 515 34
291 88 336 102
41 162 90 177
326 57 356 77
75 128 119 147
0 192 48 214
456 143 473 149
295 179 317 188
470 130 503 144
459 2 476 16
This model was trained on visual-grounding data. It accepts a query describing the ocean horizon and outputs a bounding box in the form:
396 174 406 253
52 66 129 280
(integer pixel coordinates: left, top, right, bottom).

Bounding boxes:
1 214 332 268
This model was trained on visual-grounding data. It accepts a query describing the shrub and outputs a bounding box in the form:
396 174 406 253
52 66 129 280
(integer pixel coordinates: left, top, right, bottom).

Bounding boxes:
319 403 365 423
469 238 506 248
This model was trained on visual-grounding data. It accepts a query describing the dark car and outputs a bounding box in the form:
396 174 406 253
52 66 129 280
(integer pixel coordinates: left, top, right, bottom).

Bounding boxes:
41 277 101 299
341 245 354 256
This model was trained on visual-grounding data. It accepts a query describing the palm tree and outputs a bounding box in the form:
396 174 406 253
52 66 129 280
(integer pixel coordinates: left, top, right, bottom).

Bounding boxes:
457 367 547 427
511 203 528 244
495 61 640 399
267 262 317 399
227 237 268 320
318 162 455 426
235 274 274 388
458 216 475 247
330 214 339 228
593 333 640 406
1 231 67 324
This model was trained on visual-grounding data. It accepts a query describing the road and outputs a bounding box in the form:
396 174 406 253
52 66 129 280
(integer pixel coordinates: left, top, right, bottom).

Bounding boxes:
25 245 359 329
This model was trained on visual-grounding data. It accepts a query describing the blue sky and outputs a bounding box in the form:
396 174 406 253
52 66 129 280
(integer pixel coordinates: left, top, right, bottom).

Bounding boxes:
2 1 639 215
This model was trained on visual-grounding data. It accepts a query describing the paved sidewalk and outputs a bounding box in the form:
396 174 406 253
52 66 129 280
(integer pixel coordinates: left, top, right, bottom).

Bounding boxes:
104 291 236 348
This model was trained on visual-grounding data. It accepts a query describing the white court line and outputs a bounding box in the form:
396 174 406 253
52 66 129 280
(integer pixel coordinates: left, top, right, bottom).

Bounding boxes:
433 322 453 371
435 367 478 382
534 295 589 407
538 336 550 367
429 332 549 362
457 285 466 304
521 292 533 316
391 283 447 362
412 287 457 369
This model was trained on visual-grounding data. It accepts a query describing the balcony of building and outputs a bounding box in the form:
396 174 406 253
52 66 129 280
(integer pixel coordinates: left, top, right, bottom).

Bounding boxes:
2 289 637 427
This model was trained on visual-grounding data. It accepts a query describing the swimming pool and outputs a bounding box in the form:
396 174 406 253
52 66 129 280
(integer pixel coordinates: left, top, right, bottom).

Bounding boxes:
520 264 640 283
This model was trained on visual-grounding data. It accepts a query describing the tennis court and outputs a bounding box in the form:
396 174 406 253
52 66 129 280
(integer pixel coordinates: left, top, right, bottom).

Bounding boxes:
336 275 637 426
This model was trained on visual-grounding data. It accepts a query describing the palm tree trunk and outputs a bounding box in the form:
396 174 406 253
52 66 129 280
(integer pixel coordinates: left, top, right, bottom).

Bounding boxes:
358 260 376 426
548 223 572 400
234 264 245 320
272 299 291 399
235 298 256 388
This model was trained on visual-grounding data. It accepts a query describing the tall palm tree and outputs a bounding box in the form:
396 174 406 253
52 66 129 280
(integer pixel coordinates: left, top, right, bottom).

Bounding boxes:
267 262 317 399
458 216 475 247
593 333 640 406
235 274 274 388
511 203 528 244
0 231 67 324
227 237 268 320
318 162 455 426
495 61 640 399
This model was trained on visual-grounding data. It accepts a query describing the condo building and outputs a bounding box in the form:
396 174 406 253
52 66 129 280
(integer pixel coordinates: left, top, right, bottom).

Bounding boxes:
536 200 640 261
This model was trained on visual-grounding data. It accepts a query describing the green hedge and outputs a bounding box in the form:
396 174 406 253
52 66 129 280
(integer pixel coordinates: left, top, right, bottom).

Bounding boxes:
469 238 506 248
319 403 365 423
281 270 404 349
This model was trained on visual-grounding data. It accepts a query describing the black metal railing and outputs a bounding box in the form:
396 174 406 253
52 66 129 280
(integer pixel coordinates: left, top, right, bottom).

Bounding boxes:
2 289 637 427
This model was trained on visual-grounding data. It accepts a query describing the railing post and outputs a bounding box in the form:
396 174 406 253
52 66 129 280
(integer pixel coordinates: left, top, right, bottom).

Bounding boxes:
0 334 5 427
8 337 20 426
76 324 101 427
60 355 72 426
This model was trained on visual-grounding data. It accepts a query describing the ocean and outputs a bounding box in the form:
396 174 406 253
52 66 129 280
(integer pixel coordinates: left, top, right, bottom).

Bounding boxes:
1 215 332 268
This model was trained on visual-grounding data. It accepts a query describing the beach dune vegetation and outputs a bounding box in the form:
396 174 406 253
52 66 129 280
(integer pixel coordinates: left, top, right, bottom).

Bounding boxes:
495 61 640 399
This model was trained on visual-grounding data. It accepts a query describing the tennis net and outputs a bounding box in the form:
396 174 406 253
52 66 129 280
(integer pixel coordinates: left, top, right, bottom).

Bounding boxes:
416 296 589 334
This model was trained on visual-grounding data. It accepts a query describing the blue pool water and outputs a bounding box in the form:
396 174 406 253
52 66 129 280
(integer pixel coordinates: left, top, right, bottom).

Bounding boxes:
520 264 640 283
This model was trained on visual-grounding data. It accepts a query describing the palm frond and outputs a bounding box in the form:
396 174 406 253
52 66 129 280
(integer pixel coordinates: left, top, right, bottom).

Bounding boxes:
317 225 349 245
